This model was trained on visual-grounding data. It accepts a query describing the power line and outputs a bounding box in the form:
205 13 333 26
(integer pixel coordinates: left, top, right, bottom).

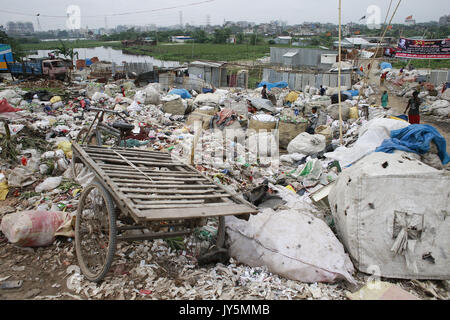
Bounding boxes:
0 0 215 19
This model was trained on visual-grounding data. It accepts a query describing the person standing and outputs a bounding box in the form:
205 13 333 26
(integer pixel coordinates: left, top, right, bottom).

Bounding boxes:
380 71 387 86
306 107 319 134
319 85 326 96
404 91 421 124
381 91 389 109
261 84 268 99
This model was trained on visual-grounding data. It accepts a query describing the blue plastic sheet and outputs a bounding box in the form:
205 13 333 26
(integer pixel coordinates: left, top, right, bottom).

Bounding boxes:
375 124 450 164
85 59 93 67
380 62 392 70
257 81 288 91
168 88 192 99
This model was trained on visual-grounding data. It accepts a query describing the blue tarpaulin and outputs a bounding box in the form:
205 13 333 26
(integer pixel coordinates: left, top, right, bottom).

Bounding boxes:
380 62 392 70
85 58 93 67
168 88 192 99
257 81 289 91
375 124 450 164
343 90 359 97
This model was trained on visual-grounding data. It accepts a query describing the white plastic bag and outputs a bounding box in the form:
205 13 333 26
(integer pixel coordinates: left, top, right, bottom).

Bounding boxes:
0 211 74 247
226 208 355 283
35 176 62 193
287 132 326 155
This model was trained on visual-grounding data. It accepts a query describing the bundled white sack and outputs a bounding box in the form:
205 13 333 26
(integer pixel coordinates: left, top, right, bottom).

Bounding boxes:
287 132 326 155
143 85 161 105
91 91 110 102
226 208 356 283
194 93 221 106
134 90 147 104
430 99 449 111
329 152 450 279
325 118 409 167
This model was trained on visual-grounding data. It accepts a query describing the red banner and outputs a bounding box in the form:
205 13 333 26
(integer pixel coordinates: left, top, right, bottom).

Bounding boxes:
395 38 450 59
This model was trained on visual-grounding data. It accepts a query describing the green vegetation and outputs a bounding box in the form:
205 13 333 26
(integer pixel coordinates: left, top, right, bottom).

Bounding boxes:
20 40 119 51
120 43 275 63
391 59 450 70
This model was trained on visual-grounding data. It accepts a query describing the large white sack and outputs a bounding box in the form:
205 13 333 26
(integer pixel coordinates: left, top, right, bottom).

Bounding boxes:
441 89 450 101
226 208 355 283
432 106 450 117
287 132 326 155
328 152 450 279
430 99 449 110
325 118 410 167
194 93 221 106
143 86 161 105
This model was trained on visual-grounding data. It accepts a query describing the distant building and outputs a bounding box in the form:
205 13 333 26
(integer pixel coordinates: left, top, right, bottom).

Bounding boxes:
270 47 338 70
274 36 292 45
439 14 450 26
6 21 34 35
334 37 376 49
171 36 193 43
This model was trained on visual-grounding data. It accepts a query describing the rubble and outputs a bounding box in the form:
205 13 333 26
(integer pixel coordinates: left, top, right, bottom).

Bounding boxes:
0 71 448 300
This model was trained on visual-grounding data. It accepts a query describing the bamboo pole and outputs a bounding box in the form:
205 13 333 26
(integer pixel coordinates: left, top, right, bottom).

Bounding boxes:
338 0 343 145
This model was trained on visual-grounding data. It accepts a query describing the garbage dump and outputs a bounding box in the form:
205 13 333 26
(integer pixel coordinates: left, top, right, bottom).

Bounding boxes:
0 69 448 301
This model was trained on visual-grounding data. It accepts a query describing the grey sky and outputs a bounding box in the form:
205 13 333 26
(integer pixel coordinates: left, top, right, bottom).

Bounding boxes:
0 0 448 30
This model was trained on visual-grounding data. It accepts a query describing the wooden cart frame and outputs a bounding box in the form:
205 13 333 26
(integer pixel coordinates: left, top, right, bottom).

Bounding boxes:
72 142 257 282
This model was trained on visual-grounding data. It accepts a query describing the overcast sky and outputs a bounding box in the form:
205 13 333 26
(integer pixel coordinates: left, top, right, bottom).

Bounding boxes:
0 0 448 30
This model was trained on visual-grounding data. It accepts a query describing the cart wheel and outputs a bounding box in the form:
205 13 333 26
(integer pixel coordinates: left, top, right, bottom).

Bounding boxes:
76 127 98 145
75 181 117 282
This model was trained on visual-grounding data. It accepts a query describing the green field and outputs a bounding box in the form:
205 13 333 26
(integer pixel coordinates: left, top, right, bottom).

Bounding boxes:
117 43 274 63
21 40 120 51
391 59 450 70
20 41 295 63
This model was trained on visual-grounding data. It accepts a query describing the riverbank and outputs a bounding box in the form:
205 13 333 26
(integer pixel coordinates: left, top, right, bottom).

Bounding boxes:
21 41 283 63
21 40 121 51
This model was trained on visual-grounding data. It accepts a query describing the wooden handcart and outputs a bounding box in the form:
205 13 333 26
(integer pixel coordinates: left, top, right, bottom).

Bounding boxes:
72 142 257 282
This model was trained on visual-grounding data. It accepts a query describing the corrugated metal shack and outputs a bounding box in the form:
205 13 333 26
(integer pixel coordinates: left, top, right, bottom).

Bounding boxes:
263 68 352 91
188 60 228 89
270 47 338 70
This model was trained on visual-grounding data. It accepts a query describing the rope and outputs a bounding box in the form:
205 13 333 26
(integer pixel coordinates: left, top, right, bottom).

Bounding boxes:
112 149 154 183
356 0 402 106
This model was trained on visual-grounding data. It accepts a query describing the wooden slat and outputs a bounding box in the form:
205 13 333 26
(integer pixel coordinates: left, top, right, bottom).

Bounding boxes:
111 178 187 184
108 172 208 181
115 182 218 189
132 199 205 205
128 194 231 200
134 203 230 209
87 152 171 164
135 204 258 221
102 169 201 177
98 164 193 175
90 156 184 166
84 146 172 158
120 188 217 194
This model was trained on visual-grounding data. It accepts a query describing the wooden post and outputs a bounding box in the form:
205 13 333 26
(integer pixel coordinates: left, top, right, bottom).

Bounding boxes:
338 0 343 145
